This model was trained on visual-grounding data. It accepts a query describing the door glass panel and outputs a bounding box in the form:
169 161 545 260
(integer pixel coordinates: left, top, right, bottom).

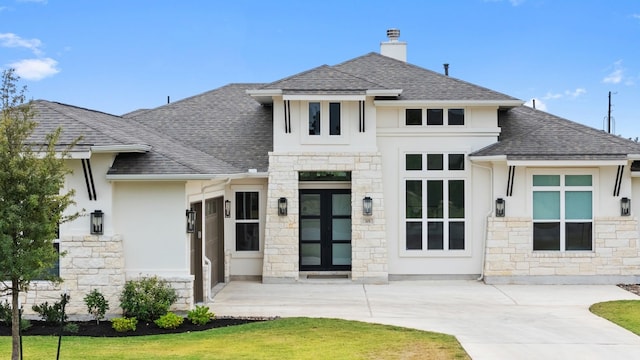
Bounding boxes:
427 154 443 170
406 154 422 170
300 219 320 241
332 219 351 241
332 194 351 216
332 243 351 265
301 194 320 216
300 243 321 265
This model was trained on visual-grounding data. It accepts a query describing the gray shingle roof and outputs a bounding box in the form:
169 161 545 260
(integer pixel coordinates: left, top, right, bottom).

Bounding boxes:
471 106 640 160
125 83 273 173
259 64 388 93
29 100 243 176
334 53 520 101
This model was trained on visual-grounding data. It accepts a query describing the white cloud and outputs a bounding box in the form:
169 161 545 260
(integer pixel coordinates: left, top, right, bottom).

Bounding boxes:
0 33 43 55
509 0 525 5
603 60 624 84
524 98 547 111
9 58 59 80
633 14 640 20
17 0 48 3
542 92 563 100
566 88 586 98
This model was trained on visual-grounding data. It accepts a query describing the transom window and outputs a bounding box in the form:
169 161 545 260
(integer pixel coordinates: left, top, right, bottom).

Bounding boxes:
405 108 465 126
235 191 260 251
403 153 467 252
532 174 593 251
309 102 341 136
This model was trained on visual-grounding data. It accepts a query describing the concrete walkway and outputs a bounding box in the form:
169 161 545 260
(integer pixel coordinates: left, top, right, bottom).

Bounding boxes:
210 280 640 360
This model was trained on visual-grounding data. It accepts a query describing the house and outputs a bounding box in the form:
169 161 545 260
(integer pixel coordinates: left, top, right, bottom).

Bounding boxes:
17 29 640 315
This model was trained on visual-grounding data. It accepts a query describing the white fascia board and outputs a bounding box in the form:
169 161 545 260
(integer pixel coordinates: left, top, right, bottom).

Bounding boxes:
378 127 501 137
627 154 640 160
365 89 403 97
34 151 92 159
468 155 507 162
283 94 365 101
106 172 269 181
506 159 628 167
246 89 282 105
91 144 151 153
374 100 524 107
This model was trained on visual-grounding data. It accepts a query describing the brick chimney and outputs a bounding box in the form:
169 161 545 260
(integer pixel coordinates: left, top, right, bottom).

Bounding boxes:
380 28 406 62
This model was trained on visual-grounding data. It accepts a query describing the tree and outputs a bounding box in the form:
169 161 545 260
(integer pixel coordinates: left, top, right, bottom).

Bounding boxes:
0 69 79 360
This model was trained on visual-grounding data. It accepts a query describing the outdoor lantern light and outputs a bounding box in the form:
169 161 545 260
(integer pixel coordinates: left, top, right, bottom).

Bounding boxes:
621 197 631 216
186 209 196 233
225 200 231 218
495 198 505 217
90 210 104 235
363 196 373 216
278 197 288 216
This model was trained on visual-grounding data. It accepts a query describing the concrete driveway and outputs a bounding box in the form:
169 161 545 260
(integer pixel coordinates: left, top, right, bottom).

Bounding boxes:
210 280 640 360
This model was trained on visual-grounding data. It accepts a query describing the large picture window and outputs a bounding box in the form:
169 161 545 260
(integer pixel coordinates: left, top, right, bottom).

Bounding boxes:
532 174 593 251
235 191 260 251
404 152 466 252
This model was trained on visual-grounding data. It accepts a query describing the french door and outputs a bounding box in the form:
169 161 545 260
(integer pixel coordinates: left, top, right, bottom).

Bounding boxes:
299 189 352 271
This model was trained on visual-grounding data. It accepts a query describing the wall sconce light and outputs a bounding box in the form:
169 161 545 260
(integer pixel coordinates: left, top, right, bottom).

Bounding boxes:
186 209 196 233
495 198 505 217
90 210 104 235
278 197 288 216
225 200 231 218
621 197 631 216
363 196 373 216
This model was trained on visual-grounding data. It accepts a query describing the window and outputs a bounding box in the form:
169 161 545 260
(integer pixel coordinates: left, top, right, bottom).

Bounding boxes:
426 109 443 125
329 102 341 135
308 102 341 136
404 153 466 251
448 109 464 125
35 241 60 280
405 108 465 126
309 102 321 135
235 192 259 251
406 109 422 125
532 174 593 251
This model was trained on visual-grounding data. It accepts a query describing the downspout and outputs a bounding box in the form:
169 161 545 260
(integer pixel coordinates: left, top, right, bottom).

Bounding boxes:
471 162 494 282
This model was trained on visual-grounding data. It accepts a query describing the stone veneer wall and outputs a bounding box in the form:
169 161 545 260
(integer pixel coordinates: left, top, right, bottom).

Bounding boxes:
484 217 640 284
18 235 125 317
262 152 388 283
12 234 193 317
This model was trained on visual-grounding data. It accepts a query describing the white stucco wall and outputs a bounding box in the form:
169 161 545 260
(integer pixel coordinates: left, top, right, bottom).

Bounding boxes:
113 181 189 277
377 106 500 276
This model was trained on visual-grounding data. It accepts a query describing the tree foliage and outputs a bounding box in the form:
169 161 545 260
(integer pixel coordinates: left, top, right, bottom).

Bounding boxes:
0 68 79 360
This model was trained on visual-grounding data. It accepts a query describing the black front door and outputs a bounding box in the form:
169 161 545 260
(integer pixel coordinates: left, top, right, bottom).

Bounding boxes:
299 189 352 271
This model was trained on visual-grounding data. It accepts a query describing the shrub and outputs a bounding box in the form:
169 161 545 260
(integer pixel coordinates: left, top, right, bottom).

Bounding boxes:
154 312 184 329
20 319 31 331
187 305 215 325
63 322 79 333
84 289 109 324
119 276 178 322
111 317 137 332
32 294 69 324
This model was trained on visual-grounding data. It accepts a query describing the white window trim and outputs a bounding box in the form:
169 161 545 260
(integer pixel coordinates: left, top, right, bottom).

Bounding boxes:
230 185 265 258
399 151 471 257
528 169 598 252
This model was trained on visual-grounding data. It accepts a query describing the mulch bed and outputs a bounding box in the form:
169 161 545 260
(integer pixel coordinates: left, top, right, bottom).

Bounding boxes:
618 284 640 297
0 317 268 337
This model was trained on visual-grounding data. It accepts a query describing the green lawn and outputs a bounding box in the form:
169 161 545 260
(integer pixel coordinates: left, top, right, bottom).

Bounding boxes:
590 300 640 335
0 317 469 359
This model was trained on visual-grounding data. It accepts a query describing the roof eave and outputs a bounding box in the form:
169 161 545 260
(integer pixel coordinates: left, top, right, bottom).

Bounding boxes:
374 100 524 107
91 144 152 153
105 171 269 181
246 89 283 105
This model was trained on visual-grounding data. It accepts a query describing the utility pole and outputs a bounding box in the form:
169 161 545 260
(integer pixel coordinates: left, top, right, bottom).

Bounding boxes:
607 91 612 134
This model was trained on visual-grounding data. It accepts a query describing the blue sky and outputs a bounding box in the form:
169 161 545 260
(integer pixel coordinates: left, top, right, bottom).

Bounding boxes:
1 0 639 138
